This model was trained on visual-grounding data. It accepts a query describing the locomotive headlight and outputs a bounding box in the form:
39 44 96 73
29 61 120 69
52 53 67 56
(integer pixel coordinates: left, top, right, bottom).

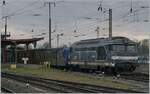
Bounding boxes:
111 63 115 67
111 56 119 60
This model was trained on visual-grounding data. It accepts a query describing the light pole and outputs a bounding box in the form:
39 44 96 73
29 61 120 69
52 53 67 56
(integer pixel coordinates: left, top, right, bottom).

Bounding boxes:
44 2 55 48
2 0 9 63
108 9 112 39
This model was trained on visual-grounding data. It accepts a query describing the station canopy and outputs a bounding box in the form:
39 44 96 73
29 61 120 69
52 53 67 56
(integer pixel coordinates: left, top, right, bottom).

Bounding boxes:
1 37 44 45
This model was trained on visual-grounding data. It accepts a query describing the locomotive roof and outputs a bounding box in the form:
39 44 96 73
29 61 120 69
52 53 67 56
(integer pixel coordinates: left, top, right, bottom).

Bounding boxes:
71 36 136 48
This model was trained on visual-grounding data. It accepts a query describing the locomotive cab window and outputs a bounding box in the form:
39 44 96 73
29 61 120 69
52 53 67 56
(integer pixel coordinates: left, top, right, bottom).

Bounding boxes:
127 45 136 52
112 45 125 51
109 44 136 52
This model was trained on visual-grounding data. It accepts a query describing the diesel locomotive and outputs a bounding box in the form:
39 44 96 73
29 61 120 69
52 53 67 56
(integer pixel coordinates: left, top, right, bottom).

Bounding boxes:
65 36 138 73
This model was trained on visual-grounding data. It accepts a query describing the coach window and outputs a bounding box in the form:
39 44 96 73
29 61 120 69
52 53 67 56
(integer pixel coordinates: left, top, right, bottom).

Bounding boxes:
97 46 106 60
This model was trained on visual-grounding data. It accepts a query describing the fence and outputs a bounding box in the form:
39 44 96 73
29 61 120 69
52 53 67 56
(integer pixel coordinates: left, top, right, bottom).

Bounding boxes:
16 48 64 65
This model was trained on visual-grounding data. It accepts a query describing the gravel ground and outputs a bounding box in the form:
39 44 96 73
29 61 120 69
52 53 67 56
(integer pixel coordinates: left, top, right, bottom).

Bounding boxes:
1 78 58 93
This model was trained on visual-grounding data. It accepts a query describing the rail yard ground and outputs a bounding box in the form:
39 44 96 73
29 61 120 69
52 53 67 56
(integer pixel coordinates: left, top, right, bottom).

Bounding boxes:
1 64 149 93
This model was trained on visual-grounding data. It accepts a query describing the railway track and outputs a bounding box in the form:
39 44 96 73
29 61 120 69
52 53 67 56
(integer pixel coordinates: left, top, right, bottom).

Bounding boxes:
1 87 14 93
2 72 145 93
120 73 149 83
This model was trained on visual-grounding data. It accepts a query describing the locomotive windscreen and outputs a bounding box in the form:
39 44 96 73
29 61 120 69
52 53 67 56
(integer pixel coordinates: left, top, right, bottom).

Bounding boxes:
111 44 136 52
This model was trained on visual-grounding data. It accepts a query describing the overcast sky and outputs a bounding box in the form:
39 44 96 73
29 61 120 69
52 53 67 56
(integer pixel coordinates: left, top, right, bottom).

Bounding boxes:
0 0 149 47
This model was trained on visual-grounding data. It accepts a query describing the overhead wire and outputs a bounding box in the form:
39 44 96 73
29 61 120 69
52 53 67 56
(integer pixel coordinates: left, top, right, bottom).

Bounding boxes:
10 5 45 17
2 0 44 18
113 9 148 29
1 0 148 40
60 0 149 40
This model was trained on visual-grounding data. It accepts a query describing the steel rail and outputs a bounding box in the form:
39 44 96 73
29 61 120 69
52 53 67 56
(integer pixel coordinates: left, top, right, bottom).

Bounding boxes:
2 73 96 93
120 73 149 83
1 87 15 93
2 72 145 93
